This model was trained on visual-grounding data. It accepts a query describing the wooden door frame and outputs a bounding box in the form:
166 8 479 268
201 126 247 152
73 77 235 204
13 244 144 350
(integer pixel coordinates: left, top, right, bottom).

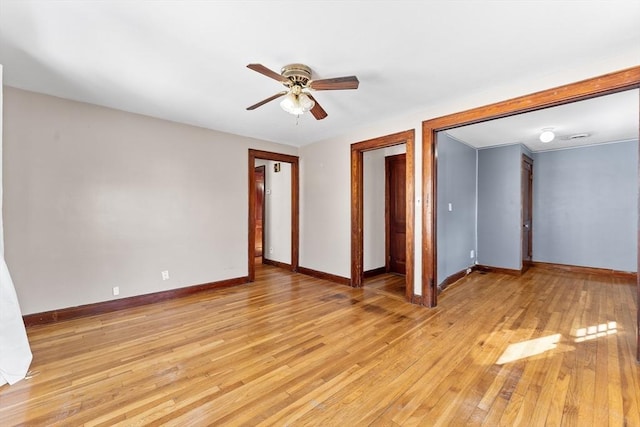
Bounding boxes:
421 66 640 360
351 130 415 303
385 153 407 274
248 149 299 282
521 154 534 273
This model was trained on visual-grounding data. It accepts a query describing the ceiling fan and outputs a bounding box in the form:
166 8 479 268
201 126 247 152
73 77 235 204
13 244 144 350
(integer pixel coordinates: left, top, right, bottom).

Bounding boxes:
246 63 359 120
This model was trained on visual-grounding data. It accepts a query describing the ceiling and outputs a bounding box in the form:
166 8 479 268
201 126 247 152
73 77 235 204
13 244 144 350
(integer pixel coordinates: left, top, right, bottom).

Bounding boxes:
1 1 639 147
446 89 640 152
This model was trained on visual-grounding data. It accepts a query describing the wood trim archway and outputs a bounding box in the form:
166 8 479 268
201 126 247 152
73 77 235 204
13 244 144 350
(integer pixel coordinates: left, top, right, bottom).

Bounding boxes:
351 129 415 303
421 66 640 360
248 149 299 282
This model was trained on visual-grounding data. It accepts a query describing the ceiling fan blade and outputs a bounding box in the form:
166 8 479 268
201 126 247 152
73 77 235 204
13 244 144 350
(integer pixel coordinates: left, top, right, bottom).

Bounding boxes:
247 63 288 84
246 91 288 110
308 95 327 120
309 76 359 91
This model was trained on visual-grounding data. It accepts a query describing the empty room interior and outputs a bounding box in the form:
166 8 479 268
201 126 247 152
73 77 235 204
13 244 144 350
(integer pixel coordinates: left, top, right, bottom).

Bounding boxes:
1 1 639 425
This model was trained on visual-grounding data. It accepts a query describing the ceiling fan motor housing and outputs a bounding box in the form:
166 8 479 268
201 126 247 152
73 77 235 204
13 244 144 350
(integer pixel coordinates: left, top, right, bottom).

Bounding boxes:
281 63 312 87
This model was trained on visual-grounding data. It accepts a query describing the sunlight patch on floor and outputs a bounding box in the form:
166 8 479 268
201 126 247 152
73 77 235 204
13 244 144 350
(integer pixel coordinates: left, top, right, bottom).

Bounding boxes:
572 321 617 343
496 334 561 365
496 321 619 365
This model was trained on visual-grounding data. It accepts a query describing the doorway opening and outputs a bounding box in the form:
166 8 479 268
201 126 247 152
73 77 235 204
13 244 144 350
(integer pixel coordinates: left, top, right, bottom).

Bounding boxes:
248 149 299 282
351 130 415 303
421 66 640 360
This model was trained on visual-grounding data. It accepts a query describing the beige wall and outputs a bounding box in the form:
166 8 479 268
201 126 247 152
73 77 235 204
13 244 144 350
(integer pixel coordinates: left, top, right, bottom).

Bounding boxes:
300 120 424 287
299 137 353 277
3 87 297 314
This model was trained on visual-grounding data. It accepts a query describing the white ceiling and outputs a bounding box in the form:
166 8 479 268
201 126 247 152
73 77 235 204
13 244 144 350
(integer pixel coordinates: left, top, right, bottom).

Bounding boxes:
446 89 640 152
1 1 639 147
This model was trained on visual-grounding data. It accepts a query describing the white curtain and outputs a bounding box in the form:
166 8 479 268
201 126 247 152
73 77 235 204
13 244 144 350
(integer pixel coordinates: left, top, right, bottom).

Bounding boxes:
0 64 33 386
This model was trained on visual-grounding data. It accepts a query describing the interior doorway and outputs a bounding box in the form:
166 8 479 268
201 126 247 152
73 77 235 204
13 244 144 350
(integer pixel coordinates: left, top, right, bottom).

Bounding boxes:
248 149 299 282
351 130 415 303
421 66 640 360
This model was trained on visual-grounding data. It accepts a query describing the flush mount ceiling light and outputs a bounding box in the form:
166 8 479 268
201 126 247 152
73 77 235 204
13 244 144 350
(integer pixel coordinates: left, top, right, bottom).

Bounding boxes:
539 128 555 143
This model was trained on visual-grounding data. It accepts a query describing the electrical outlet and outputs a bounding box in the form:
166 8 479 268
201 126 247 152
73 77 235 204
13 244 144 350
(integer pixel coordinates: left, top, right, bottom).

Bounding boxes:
161 270 169 280
470 250 475 259
269 247 274 254
112 286 120 296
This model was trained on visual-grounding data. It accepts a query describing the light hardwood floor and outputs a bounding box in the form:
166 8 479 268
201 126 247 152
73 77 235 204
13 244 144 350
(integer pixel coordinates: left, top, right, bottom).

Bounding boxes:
1 265 638 426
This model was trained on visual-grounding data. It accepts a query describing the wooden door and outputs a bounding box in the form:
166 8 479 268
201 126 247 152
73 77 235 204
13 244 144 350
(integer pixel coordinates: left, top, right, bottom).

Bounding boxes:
521 155 533 271
386 154 406 274
255 165 265 258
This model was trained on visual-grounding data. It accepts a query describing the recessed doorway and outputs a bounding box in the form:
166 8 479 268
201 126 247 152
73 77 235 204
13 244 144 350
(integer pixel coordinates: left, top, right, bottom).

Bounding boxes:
248 149 299 282
350 130 415 303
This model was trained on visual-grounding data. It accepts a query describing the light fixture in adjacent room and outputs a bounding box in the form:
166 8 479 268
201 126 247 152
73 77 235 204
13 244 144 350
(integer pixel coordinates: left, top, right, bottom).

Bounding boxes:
279 85 315 116
539 128 555 143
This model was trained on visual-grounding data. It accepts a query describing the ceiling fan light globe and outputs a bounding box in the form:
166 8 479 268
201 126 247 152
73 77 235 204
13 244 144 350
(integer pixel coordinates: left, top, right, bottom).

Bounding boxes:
280 92 315 116
280 93 298 114
299 93 315 111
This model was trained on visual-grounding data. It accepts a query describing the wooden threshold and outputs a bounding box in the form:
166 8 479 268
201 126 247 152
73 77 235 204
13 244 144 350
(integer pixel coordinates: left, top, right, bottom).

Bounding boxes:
363 266 387 278
262 258 292 270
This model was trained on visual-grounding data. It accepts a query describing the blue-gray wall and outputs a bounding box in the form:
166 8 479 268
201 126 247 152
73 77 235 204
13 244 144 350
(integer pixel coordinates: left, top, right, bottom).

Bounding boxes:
437 133 477 285
438 138 637 277
477 144 523 270
532 140 638 272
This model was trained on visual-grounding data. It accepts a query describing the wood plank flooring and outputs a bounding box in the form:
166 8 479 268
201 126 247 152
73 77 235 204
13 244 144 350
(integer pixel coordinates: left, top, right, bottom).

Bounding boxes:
0 265 638 426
